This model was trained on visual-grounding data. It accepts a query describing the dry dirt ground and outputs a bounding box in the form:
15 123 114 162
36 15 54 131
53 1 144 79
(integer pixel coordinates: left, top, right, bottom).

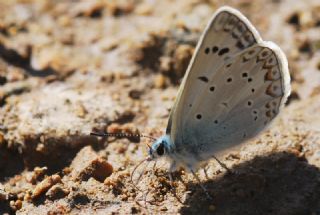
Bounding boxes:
0 0 320 214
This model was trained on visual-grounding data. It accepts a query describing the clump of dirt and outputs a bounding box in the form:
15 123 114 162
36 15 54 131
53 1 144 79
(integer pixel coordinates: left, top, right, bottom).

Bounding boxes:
0 0 319 214
132 30 197 85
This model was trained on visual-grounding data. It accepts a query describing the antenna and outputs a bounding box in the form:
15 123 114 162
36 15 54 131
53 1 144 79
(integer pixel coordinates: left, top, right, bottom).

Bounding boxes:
90 132 156 143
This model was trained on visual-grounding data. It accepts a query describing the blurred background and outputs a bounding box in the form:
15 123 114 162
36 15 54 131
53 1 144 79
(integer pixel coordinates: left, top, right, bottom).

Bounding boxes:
0 0 320 214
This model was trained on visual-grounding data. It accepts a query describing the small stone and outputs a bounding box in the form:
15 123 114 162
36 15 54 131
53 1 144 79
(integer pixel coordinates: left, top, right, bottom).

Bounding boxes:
9 200 15 209
35 143 45 152
70 146 113 182
17 192 24 201
75 103 88 118
160 206 168 211
62 167 72 175
129 89 142 100
154 74 166 89
26 166 47 184
46 184 69 200
15 200 22 210
131 206 140 214
23 191 32 202
91 158 114 182
104 177 116 187
9 199 22 211
160 56 172 72
32 174 61 199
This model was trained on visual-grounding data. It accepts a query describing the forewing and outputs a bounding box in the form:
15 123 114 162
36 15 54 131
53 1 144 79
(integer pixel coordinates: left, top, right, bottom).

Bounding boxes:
167 6 260 135
167 7 290 160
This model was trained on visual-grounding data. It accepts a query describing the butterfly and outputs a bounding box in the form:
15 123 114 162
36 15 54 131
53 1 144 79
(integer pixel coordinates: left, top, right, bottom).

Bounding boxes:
146 6 290 194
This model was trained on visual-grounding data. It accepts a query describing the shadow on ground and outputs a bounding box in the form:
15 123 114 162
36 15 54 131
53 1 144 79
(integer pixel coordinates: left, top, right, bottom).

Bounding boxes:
180 152 320 215
0 43 56 77
0 146 24 182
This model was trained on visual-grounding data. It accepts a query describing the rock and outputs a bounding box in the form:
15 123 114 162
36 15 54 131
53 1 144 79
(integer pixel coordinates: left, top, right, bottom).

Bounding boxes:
32 174 61 199
128 89 142 100
9 199 22 211
26 166 47 184
46 184 69 200
154 74 167 89
70 146 113 182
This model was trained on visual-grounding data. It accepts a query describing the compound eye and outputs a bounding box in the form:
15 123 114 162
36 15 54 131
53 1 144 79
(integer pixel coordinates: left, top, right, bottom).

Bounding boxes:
156 143 165 156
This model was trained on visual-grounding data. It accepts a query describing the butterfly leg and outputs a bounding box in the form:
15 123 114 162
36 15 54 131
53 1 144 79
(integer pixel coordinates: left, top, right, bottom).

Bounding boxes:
212 155 232 174
202 165 210 180
168 161 183 203
190 169 213 200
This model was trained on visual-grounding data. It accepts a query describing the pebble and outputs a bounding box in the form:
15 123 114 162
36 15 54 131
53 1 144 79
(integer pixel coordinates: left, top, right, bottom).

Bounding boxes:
160 206 168 211
75 103 88 118
26 166 47 184
10 199 22 211
32 174 62 199
154 74 166 89
70 146 113 182
46 184 69 200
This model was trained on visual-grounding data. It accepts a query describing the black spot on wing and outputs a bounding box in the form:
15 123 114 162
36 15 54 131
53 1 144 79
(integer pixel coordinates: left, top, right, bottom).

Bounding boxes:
198 76 209 83
204 47 210 54
236 41 245 49
243 132 247 138
212 46 219 53
218 47 230 56
221 102 229 108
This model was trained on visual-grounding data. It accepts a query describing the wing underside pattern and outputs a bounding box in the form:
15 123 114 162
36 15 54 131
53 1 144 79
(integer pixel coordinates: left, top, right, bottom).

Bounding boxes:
166 7 290 163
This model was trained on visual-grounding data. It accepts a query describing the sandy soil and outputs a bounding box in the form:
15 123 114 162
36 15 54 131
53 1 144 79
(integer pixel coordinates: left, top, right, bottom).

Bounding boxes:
0 0 320 214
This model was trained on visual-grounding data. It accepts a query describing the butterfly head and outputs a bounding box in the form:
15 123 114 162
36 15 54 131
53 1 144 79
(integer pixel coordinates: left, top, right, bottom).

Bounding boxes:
149 135 172 160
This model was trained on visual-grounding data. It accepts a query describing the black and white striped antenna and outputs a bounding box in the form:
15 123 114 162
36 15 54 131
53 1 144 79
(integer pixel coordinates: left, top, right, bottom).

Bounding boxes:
90 131 156 143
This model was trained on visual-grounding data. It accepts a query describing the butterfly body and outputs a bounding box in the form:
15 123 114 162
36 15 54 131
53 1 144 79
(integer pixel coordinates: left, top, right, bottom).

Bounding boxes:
148 6 290 173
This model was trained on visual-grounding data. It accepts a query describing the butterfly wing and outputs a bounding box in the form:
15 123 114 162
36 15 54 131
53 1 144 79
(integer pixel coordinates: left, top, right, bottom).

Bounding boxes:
167 7 290 162
167 6 260 134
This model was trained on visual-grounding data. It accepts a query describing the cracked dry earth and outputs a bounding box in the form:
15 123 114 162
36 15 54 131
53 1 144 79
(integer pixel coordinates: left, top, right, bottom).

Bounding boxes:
0 0 320 214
